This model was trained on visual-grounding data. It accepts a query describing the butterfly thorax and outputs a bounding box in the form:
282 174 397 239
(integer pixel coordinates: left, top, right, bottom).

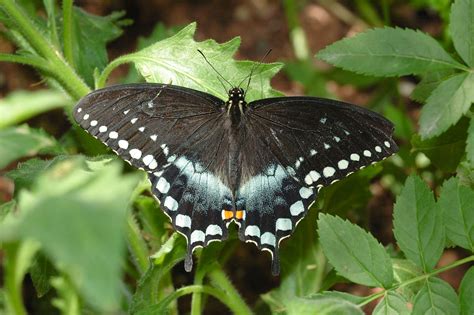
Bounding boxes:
226 87 247 126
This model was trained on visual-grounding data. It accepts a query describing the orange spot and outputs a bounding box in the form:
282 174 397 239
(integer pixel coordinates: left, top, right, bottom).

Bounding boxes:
235 210 244 220
223 210 234 220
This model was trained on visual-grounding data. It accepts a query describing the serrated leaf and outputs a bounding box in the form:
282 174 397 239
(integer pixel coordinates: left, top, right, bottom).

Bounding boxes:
6 156 72 194
413 277 459 314
412 117 469 172
411 70 455 103
318 213 393 288
0 90 70 128
373 291 410 315
70 8 126 86
285 296 363 315
392 259 424 300
419 73 474 139
438 177 474 251
0 125 62 169
450 0 474 67
393 176 444 272
122 23 184 84
317 27 462 77
467 117 474 166
127 22 283 102
0 157 141 312
460 267 474 315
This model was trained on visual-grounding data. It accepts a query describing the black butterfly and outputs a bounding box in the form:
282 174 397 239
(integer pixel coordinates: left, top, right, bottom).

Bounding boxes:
74 80 397 275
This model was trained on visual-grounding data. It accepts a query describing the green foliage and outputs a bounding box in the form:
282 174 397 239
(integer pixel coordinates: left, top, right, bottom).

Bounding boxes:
393 176 444 272
0 125 63 169
318 213 393 288
0 0 473 314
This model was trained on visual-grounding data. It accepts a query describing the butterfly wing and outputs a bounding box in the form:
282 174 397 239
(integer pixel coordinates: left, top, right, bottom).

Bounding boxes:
73 83 233 270
237 97 398 275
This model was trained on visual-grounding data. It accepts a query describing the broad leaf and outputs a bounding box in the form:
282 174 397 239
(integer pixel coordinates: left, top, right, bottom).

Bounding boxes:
419 73 474 139
0 157 141 312
393 176 444 272
69 8 126 86
413 277 459 314
0 125 62 169
285 296 363 315
460 267 474 315
457 161 474 188
29 253 55 298
438 177 474 251
373 291 410 315
0 90 70 128
317 27 462 77
127 23 283 102
450 0 474 67
412 117 469 173
318 213 393 288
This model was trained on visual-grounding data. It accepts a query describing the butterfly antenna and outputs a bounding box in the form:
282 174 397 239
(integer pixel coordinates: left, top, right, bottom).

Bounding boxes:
239 49 272 96
197 49 233 88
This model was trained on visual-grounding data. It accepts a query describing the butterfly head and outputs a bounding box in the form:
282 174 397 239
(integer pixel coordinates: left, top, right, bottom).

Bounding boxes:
226 87 246 123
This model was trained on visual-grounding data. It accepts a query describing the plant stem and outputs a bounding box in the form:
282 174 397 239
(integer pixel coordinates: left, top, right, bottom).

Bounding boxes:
0 0 90 100
191 257 205 315
358 255 474 307
62 0 74 67
96 55 136 88
282 0 309 60
0 53 50 72
208 267 253 315
126 211 150 274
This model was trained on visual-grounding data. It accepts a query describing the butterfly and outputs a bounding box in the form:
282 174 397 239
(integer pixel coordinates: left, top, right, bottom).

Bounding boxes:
73 75 397 276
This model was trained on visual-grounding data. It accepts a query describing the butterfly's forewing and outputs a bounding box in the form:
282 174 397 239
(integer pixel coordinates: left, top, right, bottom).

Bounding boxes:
237 97 398 275
73 84 233 270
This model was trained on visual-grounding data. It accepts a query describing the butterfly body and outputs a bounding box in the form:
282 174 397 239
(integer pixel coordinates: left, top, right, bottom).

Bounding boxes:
74 82 397 275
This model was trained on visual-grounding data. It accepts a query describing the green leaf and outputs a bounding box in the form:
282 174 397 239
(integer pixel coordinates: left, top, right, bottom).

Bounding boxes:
285 60 330 97
318 213 393 288
392 259 424 300
0 157 141 312
6 157 71 194
127 22 283 102
285 296 363 315
0 200 15 223
317 27 463 77
70 8 126 86
419 73 474 139
0 125 62 169
457 161 474 188
393 176 444 272
411 70 454 103
373 291 410 315
450 0 474 67
411 117 469 173
467 117 474 167
130 233 186 314
309 291 367 305
438 177 474 251
412 277 460 314
50 276 80 315
29 252 55 298
272 209 320 300
384 106 414 141
460 267 474 315
122 23 184 84
0 90 70 128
